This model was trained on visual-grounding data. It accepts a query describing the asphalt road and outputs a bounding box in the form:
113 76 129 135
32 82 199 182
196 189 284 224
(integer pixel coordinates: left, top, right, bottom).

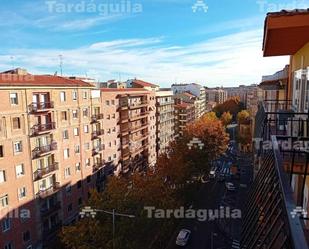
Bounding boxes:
166 141 253 249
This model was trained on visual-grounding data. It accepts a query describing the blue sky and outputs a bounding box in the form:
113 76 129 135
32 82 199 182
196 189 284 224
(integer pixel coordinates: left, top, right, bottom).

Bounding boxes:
0 0 308 87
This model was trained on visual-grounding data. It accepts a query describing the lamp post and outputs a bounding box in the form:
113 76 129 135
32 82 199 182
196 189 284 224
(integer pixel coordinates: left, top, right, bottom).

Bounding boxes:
80 206 135 249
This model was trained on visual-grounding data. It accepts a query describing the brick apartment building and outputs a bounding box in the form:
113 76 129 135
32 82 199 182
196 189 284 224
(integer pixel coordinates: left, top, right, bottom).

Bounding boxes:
174 102 195 137
0 70 160 249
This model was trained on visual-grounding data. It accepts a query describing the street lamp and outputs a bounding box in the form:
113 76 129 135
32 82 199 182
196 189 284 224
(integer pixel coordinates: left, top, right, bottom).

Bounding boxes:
80 206 135 249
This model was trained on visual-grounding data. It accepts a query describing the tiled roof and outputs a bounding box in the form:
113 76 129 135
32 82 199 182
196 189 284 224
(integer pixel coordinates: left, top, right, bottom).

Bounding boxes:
175 103 193 109
131 79 159 87
101 88 149 93
267 9 309 17
0 74 94 87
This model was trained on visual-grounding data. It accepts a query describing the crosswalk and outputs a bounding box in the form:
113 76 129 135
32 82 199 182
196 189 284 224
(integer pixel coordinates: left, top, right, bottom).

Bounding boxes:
231 240 240 249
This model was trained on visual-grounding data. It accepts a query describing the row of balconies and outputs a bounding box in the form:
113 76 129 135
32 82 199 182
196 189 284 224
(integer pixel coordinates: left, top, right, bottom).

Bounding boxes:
33 162 59 181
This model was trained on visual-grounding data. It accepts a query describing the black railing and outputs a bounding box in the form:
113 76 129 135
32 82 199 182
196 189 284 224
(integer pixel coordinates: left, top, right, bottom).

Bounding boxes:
29 102 54 112
36 182 60 198
33 162 59 181
91 114 104 123
242 136 309 249
91 129 104 140
31 122 56 136
32 142 57 159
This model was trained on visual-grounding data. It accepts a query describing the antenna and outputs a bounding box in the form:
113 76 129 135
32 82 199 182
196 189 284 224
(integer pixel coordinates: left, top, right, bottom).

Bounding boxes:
59 54 63 76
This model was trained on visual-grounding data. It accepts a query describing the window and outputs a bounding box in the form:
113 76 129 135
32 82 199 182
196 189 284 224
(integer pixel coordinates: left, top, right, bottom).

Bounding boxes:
61 111 68 121
86 175 91 183
72 110 78 119
16 164 25 177
84 143 90 150
18 187 27 199
83 108 88 117
112 127 116 133
65 167 71 178
68 203 73 212
75 145 80 154
75 163 81 172
73 128 79 136
108 156 112 161
12 117 21 130
106 100 110 105
83 125 89 133
60 91 66 102
0 170 6 183
72 90 78 101
113 154 116 159
4 242 13 249
77 180 82 189
112 113 116 119
63 130 69 139
10 93 18 105
111 100 115 105
83 91 88 99
0 146 3 157
23 230 31 242
107 114 111 120
65 185 72 194
85 158 90 167
64 149 70 159
0 195 9 209
14 141 22 154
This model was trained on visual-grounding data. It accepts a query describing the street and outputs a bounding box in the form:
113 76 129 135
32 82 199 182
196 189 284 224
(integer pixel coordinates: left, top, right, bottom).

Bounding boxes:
166 141 253 249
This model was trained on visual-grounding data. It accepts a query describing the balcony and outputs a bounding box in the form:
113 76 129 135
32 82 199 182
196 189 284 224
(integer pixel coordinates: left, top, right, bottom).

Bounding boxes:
93 161 105 173
32 142 57 159
129 111 149 121
40 201 61 217
29 102 54 113
128 101 149 110
91 114 104 123
33 162 59 181
36 182 60 199
92 145 104 156
91 129 104 140
129 122 148 133
246 99 309 249
31 122 56 136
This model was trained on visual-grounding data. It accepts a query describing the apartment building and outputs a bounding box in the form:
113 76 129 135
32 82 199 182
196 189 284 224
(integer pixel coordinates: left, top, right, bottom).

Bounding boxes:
174 102 195 137
171 83 206 119
205 87 227 104
243 10 309 249
259 65 289 102
0 69 106 249
101 88 157 173
155 90 175 155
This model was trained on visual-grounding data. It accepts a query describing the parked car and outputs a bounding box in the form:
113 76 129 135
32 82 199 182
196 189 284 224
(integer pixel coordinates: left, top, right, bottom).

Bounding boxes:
225 182 236 191
176 229 191 246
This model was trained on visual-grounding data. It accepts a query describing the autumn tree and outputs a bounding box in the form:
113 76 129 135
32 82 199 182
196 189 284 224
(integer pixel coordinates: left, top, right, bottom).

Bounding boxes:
214 97 245 118
220 111 233 126
237 110 250 124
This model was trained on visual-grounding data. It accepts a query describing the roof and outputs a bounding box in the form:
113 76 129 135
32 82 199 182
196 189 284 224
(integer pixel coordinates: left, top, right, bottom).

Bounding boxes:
182 92 196 98
130 79 159 88
100 88 149 92
175 103 193 109
0 73 94 87
263 9 309 56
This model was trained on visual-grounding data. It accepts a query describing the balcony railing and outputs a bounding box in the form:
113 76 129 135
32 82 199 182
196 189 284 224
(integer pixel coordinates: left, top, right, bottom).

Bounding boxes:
91 114 104 123
93 161 105 173
92 145 104 156
128 101 149 110
29 102 54 113
36 182 60 199
129 122 148 133
33 162 59 181
32 142 57 159
40 201 61 217
242 135 309 249
31 122 56 136
91 129 104 140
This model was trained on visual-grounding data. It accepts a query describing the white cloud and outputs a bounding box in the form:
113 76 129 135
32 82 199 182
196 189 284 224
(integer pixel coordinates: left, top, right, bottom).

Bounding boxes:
2 29 289 87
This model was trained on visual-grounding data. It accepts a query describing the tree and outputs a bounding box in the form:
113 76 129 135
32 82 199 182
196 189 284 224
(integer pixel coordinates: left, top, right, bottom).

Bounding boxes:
220 111 233 126
237 110 250 124
214 97 245 118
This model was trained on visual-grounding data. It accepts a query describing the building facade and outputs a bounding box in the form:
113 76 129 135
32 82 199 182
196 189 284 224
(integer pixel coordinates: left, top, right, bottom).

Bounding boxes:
155 90 175 155
205 87 227 104
174 103 195 137
171 83 206 119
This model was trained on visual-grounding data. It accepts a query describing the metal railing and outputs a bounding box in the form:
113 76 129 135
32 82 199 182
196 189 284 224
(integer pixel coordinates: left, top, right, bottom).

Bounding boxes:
29 101 54 113
242 136 309 249
32 142 57 159
33 162 59 181
31 122 56 136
